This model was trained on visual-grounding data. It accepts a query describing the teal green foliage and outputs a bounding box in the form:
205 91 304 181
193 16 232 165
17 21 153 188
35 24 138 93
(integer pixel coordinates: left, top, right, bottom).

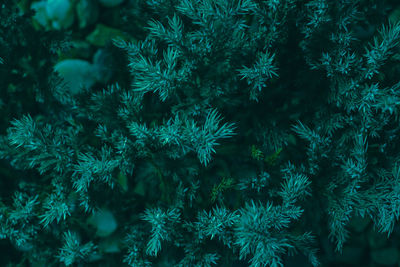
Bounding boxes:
0 192 39 249
57 231 96 266
238 171 270 192
2 0 400 266
142 207 181 256
238 51 279 101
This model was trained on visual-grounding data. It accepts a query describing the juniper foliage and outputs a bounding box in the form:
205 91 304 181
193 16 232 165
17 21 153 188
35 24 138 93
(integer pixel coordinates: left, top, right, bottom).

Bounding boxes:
1 0 400 266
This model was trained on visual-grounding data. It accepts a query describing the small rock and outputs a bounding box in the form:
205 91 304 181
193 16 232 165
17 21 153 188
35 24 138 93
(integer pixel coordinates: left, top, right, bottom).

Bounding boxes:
349 215 370 233
46 0 75 30
389 6 400 24
76 0 99 28
367 229 388 249
133 180 146 197
31 1 50 28
86 24 130 47
69 40 92 59
54 59 99 94
335 246 365 265
99 236 121 253
92 48 114 84
371 247 399 266
98 0 124 8
88 209 118 237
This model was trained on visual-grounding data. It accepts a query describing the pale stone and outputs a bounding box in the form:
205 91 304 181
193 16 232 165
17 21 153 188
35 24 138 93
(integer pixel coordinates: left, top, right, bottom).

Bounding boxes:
46 0 75 30
88 209 118 237
54 59 99 94
76 0 99 28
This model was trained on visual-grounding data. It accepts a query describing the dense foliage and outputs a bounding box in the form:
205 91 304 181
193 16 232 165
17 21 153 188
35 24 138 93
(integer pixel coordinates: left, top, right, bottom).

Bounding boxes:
2 0 400 266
